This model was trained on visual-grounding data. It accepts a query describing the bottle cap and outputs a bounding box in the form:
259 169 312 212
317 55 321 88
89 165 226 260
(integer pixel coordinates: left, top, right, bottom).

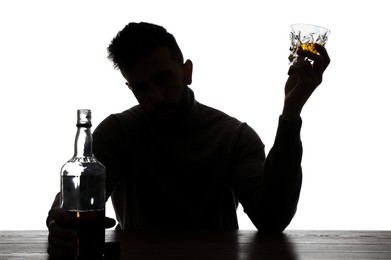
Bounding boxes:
77 109 92 127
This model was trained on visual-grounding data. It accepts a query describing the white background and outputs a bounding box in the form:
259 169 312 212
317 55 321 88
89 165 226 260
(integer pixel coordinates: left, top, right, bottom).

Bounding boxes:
1 0 390 230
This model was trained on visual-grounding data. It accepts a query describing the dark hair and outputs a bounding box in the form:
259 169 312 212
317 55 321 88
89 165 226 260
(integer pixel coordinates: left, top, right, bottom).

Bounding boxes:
107 22 184 69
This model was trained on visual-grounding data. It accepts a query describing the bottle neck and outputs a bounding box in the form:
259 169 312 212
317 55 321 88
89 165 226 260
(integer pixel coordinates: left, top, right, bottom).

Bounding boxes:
73 125 93 158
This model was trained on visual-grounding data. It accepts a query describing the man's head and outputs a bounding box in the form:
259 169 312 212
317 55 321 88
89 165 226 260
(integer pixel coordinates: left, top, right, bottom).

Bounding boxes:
108 22 184 70
107 22 193 125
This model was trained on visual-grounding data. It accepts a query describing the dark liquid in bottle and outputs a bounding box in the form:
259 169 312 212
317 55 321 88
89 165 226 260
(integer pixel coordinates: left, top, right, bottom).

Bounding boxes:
67 209 105 259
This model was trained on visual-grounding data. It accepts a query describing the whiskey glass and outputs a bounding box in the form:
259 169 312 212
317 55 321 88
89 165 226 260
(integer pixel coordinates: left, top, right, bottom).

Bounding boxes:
289 24 330 64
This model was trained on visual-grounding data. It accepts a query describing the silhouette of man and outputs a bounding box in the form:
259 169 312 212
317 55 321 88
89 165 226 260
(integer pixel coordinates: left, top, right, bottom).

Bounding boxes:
47 22 330 258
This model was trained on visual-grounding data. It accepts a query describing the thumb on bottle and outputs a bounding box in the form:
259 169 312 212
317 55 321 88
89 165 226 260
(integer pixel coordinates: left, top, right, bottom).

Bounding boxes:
105 217 117 229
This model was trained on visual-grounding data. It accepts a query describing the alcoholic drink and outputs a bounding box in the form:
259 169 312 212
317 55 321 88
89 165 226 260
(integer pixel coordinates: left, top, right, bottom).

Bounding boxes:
289 24 330 64
66 209 105 258
60 109 106 259
300 42 318 54
300 42 325 54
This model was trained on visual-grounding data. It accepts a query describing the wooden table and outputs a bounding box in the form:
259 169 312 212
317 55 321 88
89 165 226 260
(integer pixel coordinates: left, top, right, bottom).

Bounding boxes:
1 230 391 259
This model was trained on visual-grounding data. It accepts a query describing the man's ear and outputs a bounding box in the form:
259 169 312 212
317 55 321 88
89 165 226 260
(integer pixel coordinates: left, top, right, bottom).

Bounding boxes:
183 59 193 85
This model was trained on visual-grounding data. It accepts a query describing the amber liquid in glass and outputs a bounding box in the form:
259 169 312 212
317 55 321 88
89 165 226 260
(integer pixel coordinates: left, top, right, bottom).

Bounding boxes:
300 42 325 54
67 209 105 259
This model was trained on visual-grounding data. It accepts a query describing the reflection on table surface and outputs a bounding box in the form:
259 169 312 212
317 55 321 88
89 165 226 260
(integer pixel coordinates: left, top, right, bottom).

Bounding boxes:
1 230 391 259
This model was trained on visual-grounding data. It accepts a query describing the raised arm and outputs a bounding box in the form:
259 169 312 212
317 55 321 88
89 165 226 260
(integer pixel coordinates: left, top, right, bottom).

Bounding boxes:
233 45 330 232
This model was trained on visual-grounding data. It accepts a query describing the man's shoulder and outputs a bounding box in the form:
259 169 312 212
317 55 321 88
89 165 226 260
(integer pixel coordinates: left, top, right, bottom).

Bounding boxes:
195 101 263 146
95 105 144 133
196 101 243 126
113 105 144 121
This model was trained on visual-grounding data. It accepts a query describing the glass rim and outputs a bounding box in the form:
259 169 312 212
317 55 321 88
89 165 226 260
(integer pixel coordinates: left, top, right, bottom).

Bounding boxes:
290 23 330 33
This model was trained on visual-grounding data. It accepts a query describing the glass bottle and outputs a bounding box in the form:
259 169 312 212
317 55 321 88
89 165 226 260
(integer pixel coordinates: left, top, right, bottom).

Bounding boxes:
60 109 106 259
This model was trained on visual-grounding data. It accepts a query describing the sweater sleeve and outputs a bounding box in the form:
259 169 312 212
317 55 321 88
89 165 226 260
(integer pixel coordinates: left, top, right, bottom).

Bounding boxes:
231 116 303 232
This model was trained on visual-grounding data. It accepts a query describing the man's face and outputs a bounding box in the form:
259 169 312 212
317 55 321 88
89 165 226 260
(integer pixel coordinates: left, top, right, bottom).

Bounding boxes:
121 47 193 124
